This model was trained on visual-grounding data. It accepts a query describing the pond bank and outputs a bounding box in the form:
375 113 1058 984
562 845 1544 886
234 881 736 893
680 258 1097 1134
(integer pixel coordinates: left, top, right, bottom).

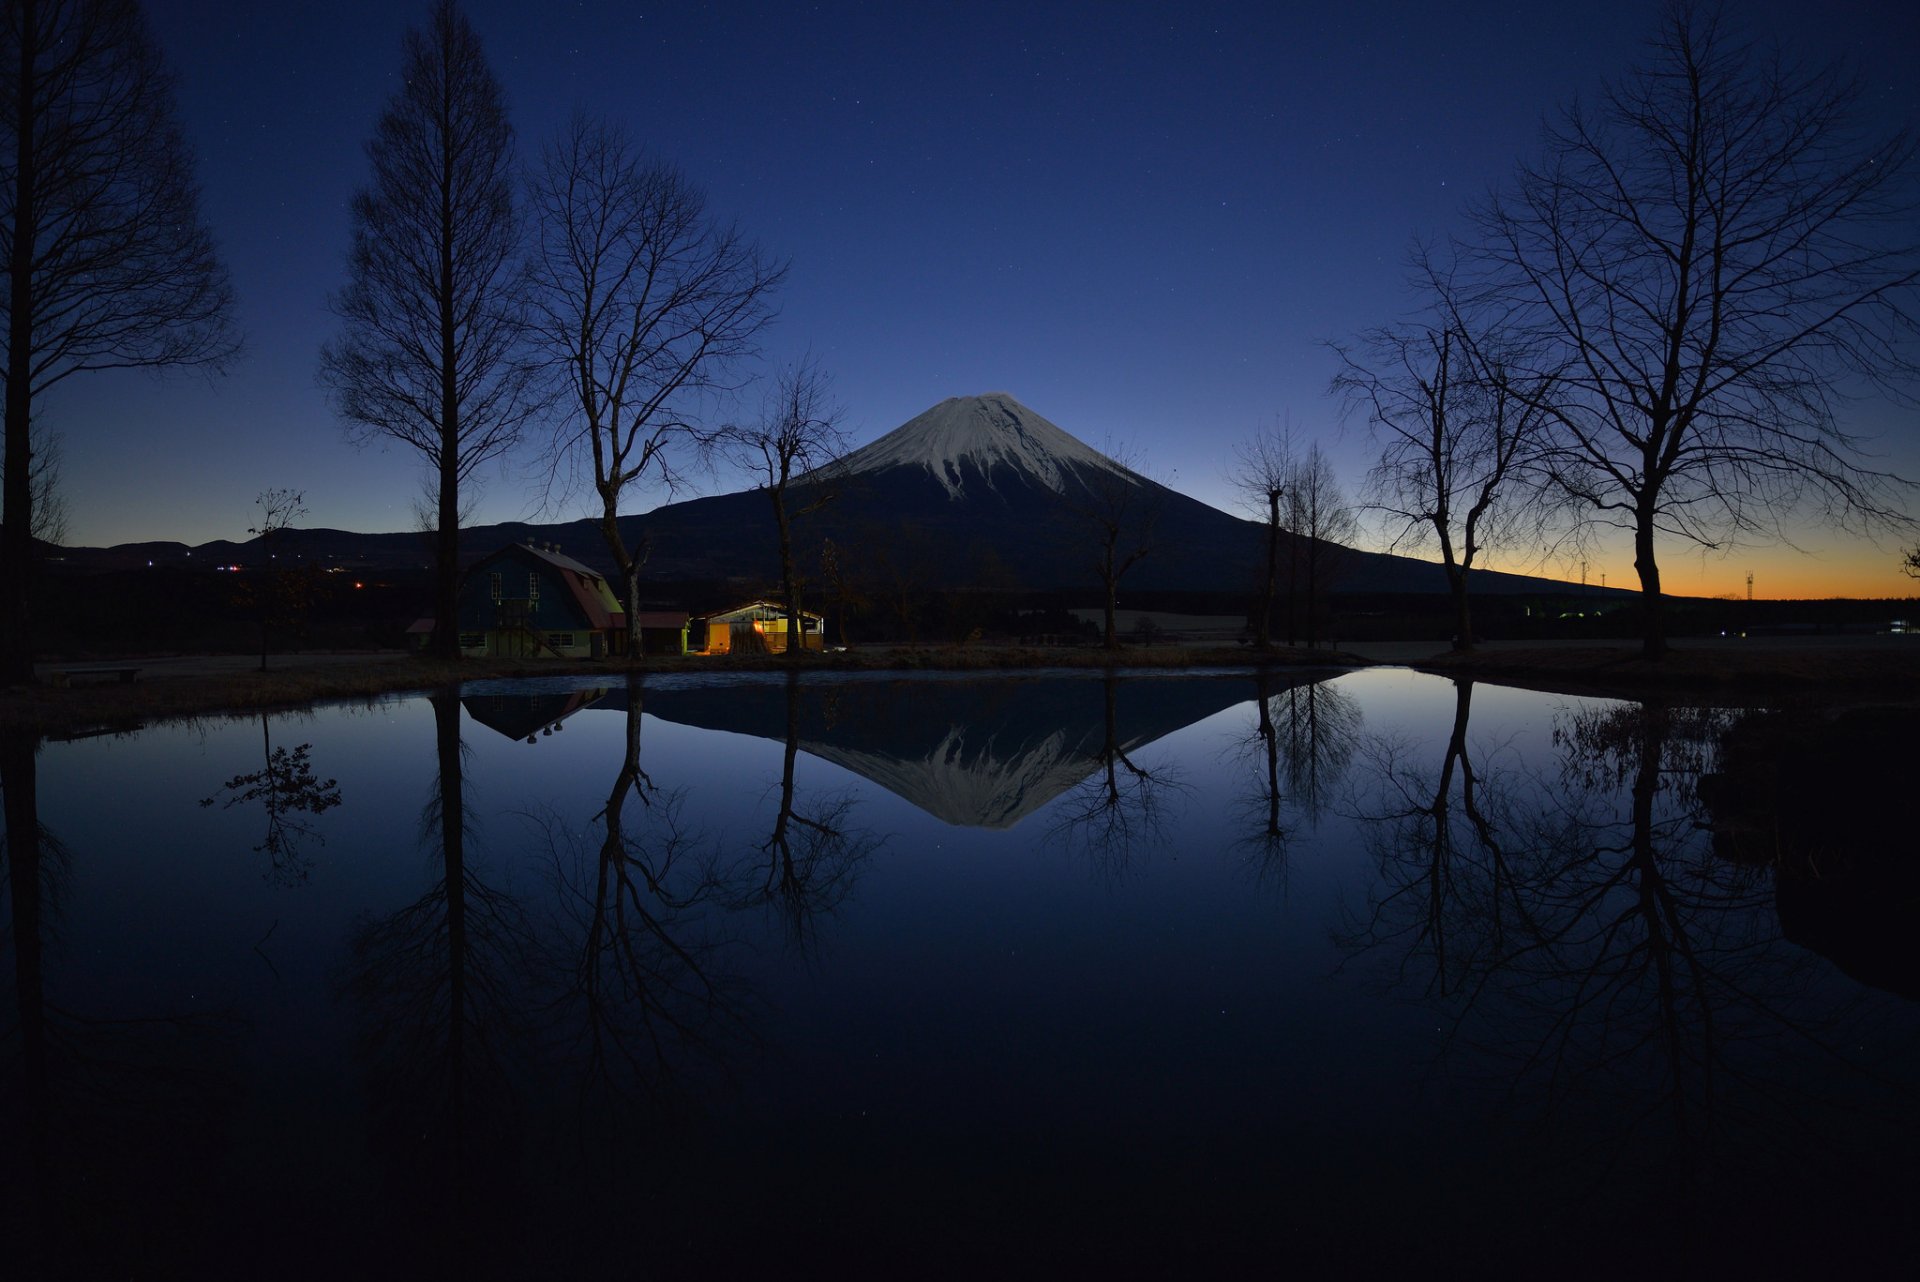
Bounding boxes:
2 643 1363 734
6 636 1915 734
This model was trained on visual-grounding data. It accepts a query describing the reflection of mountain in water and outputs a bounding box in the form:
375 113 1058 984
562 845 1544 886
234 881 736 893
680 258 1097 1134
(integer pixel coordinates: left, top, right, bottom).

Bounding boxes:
618 675 1269 828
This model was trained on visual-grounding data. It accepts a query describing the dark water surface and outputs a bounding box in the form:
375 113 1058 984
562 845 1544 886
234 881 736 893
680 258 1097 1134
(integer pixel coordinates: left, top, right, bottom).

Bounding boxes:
2 668 1914 1278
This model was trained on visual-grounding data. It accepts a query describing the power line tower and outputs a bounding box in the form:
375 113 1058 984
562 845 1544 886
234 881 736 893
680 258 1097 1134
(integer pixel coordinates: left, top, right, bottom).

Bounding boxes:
1747 572 1754 602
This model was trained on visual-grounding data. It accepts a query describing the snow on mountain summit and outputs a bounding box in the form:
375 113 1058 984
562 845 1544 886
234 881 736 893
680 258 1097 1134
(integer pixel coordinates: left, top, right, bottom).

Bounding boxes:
825 393 1129 498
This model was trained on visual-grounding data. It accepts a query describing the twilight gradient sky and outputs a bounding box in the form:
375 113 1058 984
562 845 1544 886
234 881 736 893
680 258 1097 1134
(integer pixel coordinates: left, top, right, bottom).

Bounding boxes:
41 0 1920 598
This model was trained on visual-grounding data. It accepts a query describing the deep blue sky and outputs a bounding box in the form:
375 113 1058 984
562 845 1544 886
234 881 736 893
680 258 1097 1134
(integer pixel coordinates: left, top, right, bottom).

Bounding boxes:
44 0 1920 594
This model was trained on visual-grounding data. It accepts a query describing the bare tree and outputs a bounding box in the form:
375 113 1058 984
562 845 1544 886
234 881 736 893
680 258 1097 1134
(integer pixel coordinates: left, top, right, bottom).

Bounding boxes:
243 487 305 671
1335 296 1556 652
525 116 784 659
1903 547 1920 580
729 358 850 662
1 0 238 685
1064 442 1161 650
1232 423 1294 651
0 421 65 546
1287 442 1358 649
1469 3 1920 657
320 0 534 662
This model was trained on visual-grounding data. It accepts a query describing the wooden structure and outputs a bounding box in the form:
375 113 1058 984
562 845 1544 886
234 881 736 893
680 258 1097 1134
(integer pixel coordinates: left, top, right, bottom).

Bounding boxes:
694 600 827 655
448 543 686 659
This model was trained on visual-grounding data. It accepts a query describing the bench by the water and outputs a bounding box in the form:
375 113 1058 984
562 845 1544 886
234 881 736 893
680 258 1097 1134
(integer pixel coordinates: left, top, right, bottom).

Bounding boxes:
47 666 142 688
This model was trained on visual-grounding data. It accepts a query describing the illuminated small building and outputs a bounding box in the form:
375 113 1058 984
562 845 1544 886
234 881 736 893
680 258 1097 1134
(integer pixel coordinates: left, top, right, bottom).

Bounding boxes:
695 600 827 655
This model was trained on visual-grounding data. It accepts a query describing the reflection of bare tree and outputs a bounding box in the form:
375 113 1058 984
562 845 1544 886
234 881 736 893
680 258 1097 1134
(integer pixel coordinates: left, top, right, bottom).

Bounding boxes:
200 713 343 885
1227 670 1305 882
1344 697 1897 1206
736 671 874 950
1049 673 1186 873
542 673 744 1106
1269 677 1357 823
1346 679 1529 997
3 729 242 1276
340 689 537 1254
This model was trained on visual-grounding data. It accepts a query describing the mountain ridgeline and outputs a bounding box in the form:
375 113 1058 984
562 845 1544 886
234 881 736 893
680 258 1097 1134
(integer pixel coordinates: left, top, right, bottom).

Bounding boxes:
56 393 1578 597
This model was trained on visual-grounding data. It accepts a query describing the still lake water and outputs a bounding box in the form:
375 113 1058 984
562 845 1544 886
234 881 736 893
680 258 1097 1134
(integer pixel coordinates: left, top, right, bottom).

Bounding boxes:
2 667 1914 1277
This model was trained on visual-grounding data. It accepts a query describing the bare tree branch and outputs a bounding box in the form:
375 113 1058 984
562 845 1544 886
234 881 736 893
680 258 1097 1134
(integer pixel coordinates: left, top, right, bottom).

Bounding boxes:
1467 2 1920 656
525 115 785 659
2 0 238 684
319 0 535 660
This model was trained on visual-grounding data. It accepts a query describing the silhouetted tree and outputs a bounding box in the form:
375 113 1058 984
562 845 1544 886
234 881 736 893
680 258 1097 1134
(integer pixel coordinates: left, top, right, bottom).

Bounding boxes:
1064 443 1161 650
1231 424 1294 650
525 115 783 658
1470 3 1920 657
320 0 534 661
1 0 237 685
1903 546 1920 579
1335 273 1557 651
0 422 63 546
1285 442 1357 649
728 358 849 662
241 488 306 671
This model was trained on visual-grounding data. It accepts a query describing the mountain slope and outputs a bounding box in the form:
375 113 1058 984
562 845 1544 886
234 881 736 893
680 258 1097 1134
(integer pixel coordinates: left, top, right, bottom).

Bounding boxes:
54 392 1595 598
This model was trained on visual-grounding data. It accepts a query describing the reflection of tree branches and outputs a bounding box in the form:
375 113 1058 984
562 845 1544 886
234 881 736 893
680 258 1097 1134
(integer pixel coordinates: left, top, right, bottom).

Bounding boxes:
731 671 875 951
1269 678 1358 823
1049 673 1187 875
200 713 342 885
1343 679 1532 1001
339 690 537 1247
539 675 746 1110
1342 694 1898 1208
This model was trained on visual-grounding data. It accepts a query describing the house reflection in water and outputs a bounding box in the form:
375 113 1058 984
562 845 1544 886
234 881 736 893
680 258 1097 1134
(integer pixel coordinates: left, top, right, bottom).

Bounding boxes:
461 687 611 745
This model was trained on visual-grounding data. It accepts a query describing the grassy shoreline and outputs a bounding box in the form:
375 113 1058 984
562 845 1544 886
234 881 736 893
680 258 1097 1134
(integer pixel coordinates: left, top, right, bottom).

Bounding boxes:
0 644 1360 735
5 640 1915 734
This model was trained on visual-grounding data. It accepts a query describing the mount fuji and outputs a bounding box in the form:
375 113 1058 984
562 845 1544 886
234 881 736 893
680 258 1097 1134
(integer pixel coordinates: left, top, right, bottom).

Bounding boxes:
601 392 1571 596
55 392 1581 599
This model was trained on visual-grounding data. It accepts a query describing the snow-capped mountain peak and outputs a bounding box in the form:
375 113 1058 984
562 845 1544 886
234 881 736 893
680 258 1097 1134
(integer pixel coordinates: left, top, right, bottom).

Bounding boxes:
824 393 1131 498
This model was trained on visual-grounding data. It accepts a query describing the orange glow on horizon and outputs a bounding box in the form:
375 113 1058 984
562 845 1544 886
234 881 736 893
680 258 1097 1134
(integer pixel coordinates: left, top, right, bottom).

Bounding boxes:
1443 539 1920 601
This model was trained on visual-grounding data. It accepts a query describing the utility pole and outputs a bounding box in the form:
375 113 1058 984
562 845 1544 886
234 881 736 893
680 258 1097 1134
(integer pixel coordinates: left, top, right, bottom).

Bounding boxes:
1746 572 1753 602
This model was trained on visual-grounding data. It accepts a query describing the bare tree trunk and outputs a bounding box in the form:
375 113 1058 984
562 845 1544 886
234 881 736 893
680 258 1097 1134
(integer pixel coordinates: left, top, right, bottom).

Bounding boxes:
432 108 461 663
772 489 801 662
1634 507 1666 659
1284 537 1299 648
1258 495 1279 650
1447 565 1473 652
1101 548 1119 650
2 19 36 687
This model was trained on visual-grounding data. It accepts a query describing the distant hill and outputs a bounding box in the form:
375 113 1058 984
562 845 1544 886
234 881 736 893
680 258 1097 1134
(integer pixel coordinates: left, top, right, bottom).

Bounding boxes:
48 393 1597 599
